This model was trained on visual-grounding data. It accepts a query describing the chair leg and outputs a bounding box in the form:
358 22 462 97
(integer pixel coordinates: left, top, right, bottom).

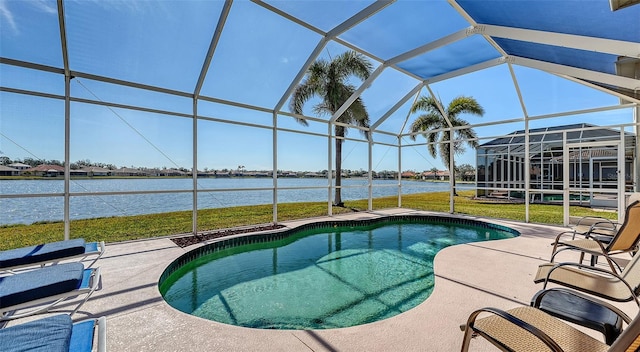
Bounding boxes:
460 326 474 352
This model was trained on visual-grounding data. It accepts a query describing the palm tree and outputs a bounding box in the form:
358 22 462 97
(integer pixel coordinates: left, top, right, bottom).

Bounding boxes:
289 51 373 206
409 96 484 195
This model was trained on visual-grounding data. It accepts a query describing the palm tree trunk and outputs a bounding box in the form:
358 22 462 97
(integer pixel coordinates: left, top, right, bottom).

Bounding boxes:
334 137 343 207
452 170 458 196
451 163 458 196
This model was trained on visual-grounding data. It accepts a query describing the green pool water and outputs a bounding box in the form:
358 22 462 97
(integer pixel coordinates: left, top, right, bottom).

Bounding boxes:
159 219 516 330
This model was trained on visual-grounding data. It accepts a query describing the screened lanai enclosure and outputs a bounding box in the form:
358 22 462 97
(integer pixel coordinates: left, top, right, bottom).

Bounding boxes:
477 123 637 206
1 0 639 240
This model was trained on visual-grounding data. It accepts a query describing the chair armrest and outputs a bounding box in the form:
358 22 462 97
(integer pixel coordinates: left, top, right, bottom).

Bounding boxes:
97 316 107 352
571 217 618 240
574 216 617 229
531 288 632 324
585 222 619 238
543 262 639 306
553 230 581 243
462 307 563 352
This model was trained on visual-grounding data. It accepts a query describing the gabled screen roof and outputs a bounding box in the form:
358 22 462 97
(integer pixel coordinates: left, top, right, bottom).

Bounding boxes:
1 0 639 128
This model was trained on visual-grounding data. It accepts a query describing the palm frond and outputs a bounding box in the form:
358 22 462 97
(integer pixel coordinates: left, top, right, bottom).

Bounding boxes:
409 113 443 140
447 96 485 117
410 96 440 114
409 94 484 169
427 132 438 159
333 51 373 82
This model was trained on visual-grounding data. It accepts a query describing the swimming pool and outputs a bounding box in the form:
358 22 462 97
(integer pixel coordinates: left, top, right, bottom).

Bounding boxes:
159 215 518 330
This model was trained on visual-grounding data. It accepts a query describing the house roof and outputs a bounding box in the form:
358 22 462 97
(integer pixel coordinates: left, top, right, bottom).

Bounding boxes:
478 123 637 155
27 164 65 172
8 163 31 168
81 166 112 173
0 165 20 172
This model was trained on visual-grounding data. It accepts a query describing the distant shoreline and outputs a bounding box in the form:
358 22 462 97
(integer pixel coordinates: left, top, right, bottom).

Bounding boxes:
0 175 474 183
2 178 475 225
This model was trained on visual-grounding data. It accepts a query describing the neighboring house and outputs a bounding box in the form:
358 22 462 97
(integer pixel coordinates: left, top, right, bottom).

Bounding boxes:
25 164 64 177
374 171 397 179
143 168 162 176
8 162 31 171
112 167 148 177
279 171 299 178
157 169 186 177
420 170 450 181
401 171 416 179
81 166 111 176
462 171 475 182
0 165 20 176
70 169 89 177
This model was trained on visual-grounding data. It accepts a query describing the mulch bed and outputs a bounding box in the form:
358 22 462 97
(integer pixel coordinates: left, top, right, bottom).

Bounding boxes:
170 224 286 248
474 197 525 204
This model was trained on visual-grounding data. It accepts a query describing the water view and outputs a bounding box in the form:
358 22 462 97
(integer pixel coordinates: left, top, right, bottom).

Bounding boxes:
1 178 473 225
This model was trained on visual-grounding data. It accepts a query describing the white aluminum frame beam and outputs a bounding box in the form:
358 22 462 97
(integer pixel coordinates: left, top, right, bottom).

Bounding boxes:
273 0 393 113
327 1 394 39
370 83 424 132
479 24 640 59
194 0 232 98
330 64 385 123
274 38 328 112
386 28 472 66
424 57 504 85
57 0 71 240
191 1 232 234
510 56 640 92
559 74 640 105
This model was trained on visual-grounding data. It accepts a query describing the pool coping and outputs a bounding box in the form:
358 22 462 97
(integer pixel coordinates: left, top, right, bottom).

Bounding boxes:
13 208 638 351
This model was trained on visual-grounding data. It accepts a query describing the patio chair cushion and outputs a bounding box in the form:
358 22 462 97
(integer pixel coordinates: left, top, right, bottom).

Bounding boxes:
69 319 97 352
0 239 86 268
0 314 72 352
0 262 85 309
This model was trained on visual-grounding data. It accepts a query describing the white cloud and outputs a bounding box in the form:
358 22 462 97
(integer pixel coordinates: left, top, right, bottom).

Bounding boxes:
0 0 58 35
0 0 18 33
31 0 57 14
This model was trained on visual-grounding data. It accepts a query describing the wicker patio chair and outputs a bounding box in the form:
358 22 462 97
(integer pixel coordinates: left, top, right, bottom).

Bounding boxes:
461 304 640 351
534 250 640 306
550 193 640 272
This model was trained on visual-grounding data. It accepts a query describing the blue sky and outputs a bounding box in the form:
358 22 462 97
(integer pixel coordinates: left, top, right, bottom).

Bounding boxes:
0 0 635 173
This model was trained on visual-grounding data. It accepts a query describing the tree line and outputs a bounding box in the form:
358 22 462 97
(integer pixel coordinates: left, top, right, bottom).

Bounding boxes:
0 157 118 170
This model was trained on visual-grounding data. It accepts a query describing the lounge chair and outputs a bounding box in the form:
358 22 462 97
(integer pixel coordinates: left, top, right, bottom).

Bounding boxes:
0 314 106 352
0 262 101 321
460 303 640 351
0 238 105 274
531 288 631 345
534 249 640 305
569 215 619 239
550 193 640 272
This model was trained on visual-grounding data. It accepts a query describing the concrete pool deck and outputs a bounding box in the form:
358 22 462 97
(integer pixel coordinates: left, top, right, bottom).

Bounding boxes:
16 209 639 351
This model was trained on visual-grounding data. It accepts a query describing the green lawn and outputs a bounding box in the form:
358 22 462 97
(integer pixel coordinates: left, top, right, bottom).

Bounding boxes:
0 190 616 250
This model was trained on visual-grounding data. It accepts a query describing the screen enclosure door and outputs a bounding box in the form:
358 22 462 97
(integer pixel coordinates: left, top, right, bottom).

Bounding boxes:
562 139 625 226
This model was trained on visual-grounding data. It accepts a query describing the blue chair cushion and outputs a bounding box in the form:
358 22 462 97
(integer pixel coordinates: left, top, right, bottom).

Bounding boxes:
69 319 96 352
0 262 85 309
0 239 86 268
0 314 73 352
